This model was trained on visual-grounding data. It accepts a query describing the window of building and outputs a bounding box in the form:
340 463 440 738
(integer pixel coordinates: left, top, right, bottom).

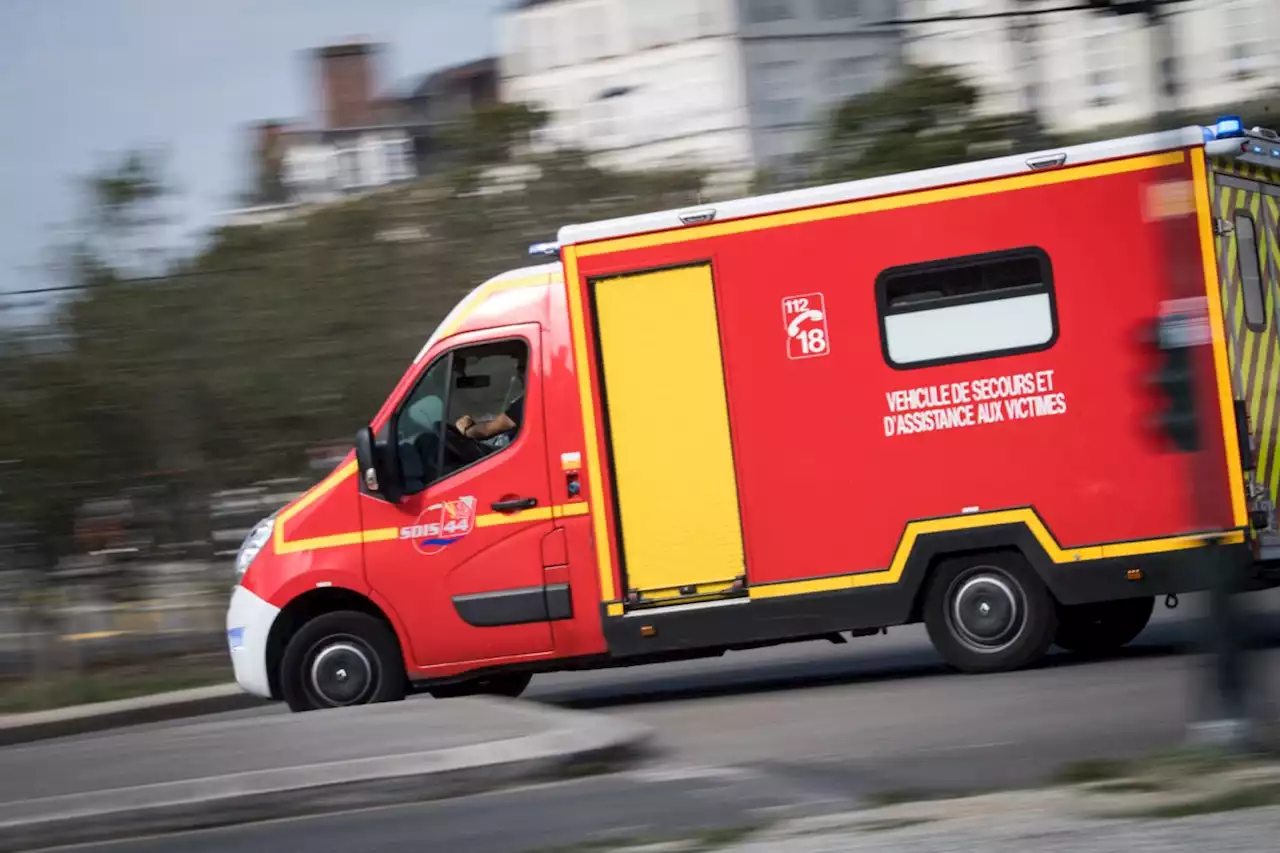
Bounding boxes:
826 56 871 98
757 59 803 127
394 339 530 493
745 0 793 24
1236 213 1267 331
697 0 724 35
384 137 415 182
1085 23 1124 108
579 3 608 60
877 248 1057 368
816 0 862 20
1226 4 1266 81
335 146 361 190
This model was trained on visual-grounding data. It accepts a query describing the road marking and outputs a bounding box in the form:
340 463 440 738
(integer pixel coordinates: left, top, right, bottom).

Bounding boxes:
913 740 1015 754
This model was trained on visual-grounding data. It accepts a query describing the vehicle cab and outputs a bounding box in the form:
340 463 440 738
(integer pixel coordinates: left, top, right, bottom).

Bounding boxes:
226 262 603 710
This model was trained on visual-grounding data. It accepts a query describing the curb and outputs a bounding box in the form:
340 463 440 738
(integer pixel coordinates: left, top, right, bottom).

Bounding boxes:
0 699 653 851
0 684 268 747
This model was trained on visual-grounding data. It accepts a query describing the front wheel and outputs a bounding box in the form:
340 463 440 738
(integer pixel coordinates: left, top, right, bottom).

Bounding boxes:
923 551 1058 674
1054 596 1154 656
280 611 407 712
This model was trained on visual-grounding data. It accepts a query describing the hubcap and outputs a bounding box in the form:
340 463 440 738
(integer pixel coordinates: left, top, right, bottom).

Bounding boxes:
949 571 1024 653
310 642 374 706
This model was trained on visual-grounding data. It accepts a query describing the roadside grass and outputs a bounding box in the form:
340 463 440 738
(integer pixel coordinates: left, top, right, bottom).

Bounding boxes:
1052 758 1133 785
532 824 765 852
0 655 231 714
855 817 937 833
1122 783 1280 819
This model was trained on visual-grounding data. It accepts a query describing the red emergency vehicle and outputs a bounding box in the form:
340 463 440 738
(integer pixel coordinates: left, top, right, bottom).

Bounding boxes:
228 121 1280 712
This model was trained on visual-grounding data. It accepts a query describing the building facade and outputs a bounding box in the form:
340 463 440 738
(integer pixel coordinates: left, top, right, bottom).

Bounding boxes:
497 0 903 185
903 0 1280 135
226 43 498 225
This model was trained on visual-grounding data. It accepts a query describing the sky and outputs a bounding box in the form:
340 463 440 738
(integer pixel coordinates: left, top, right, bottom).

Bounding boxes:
0 0 509 302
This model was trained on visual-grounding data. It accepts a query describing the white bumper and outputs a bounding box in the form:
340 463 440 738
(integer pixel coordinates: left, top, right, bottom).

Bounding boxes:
225 585 280 699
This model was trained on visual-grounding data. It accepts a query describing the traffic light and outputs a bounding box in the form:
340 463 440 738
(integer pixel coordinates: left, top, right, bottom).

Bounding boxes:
1143 313 1201 453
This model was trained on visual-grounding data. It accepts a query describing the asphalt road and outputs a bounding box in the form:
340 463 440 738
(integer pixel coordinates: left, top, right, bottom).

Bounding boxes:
42 590 1280 853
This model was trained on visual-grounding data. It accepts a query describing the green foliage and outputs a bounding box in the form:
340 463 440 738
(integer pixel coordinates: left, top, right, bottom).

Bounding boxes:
759 64 1054 191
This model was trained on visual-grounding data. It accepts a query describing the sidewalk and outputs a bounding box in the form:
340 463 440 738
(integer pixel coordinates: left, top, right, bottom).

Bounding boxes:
0 683 264 745
582 759 1280 852
0 697 650 851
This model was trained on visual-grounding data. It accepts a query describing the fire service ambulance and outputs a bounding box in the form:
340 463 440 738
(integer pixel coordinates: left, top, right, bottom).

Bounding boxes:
228 118 1280 712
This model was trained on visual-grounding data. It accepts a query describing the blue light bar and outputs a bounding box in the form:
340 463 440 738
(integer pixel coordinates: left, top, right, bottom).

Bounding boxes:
528 241 560 257
1215 116 1245 138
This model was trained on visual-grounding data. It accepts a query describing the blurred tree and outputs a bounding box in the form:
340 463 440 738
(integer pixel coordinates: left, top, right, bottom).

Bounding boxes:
759 64 1055 191
0 109 703 577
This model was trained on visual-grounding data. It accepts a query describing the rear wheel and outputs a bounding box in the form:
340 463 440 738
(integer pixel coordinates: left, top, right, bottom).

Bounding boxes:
1053 596 1154 656
923 551 1058 674
280 611 407 712
427 672 533 700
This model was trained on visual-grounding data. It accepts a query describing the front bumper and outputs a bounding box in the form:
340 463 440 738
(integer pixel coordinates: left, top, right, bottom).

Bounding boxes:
225 585 280 699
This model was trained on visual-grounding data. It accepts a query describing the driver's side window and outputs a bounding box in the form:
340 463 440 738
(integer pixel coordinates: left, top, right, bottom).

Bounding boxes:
393 338 529 495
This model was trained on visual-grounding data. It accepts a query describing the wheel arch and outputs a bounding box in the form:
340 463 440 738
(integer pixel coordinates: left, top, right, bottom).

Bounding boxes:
902 522 1056 623
265 586 402 701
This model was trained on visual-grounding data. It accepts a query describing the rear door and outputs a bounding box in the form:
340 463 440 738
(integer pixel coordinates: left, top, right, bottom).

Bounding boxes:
1211 171 1280 507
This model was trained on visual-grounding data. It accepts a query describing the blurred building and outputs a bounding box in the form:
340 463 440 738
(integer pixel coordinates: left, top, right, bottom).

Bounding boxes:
498 0 903 189
903 0 1280 135
224 42 498 226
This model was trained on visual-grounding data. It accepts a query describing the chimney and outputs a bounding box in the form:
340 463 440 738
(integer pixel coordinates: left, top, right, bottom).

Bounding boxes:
316 40 380 130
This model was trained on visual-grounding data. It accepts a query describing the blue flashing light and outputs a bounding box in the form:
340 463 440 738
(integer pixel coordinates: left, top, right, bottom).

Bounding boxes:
528 241 560 257
1215 116 1245 138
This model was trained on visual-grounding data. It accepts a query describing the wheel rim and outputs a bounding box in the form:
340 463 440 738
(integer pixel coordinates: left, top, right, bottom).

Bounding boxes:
946 568 1026 654
308 637 377 707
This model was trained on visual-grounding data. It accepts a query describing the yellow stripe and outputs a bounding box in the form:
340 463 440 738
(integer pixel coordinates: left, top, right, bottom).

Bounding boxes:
274 461 359 555
563 246 617 602
577 152 1186 257
476 507 554 527
1194 151 1249 528
606 602 624 616
748 507 1245 601
554 503 590 518
422 271 559 357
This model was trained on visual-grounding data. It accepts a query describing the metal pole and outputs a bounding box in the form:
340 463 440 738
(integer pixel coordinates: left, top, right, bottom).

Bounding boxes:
1147 4 1271 753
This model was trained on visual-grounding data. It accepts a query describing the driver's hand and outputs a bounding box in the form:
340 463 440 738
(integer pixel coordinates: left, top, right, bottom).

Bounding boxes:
455 415 476 435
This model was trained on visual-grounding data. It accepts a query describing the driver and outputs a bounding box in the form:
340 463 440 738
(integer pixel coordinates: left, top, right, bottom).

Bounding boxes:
455 354 525 447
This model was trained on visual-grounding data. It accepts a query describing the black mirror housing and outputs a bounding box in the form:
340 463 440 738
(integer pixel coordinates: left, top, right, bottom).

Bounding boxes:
355 426 401 502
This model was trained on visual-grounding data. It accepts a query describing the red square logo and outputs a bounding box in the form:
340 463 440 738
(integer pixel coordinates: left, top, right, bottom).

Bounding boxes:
782 293 830 360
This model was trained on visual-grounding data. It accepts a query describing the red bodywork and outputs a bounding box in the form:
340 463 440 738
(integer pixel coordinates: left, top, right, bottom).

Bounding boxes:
240 147 1241 680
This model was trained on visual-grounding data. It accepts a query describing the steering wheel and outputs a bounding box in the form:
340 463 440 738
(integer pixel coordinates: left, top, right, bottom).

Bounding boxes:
443 421 486 465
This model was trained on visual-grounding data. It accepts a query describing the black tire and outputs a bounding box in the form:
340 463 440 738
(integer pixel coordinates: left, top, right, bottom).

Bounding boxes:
1053 596 1154 656
280 611 407 712
923 550 1058 674
428 672 533 700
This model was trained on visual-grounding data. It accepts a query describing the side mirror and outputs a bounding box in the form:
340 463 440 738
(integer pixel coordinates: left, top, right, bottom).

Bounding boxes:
355 426 401 502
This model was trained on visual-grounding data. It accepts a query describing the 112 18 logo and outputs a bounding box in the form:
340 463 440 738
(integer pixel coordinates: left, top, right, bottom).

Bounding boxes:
782 293 830 360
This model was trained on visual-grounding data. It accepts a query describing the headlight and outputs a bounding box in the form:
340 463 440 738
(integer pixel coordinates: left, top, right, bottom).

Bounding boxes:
234 516 275 582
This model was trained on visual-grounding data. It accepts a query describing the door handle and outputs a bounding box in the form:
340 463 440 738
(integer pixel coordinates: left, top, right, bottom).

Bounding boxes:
491 496 538 513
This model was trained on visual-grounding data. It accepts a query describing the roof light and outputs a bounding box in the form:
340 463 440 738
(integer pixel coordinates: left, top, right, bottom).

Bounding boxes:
528 241 560 257
1215 116 1245 138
